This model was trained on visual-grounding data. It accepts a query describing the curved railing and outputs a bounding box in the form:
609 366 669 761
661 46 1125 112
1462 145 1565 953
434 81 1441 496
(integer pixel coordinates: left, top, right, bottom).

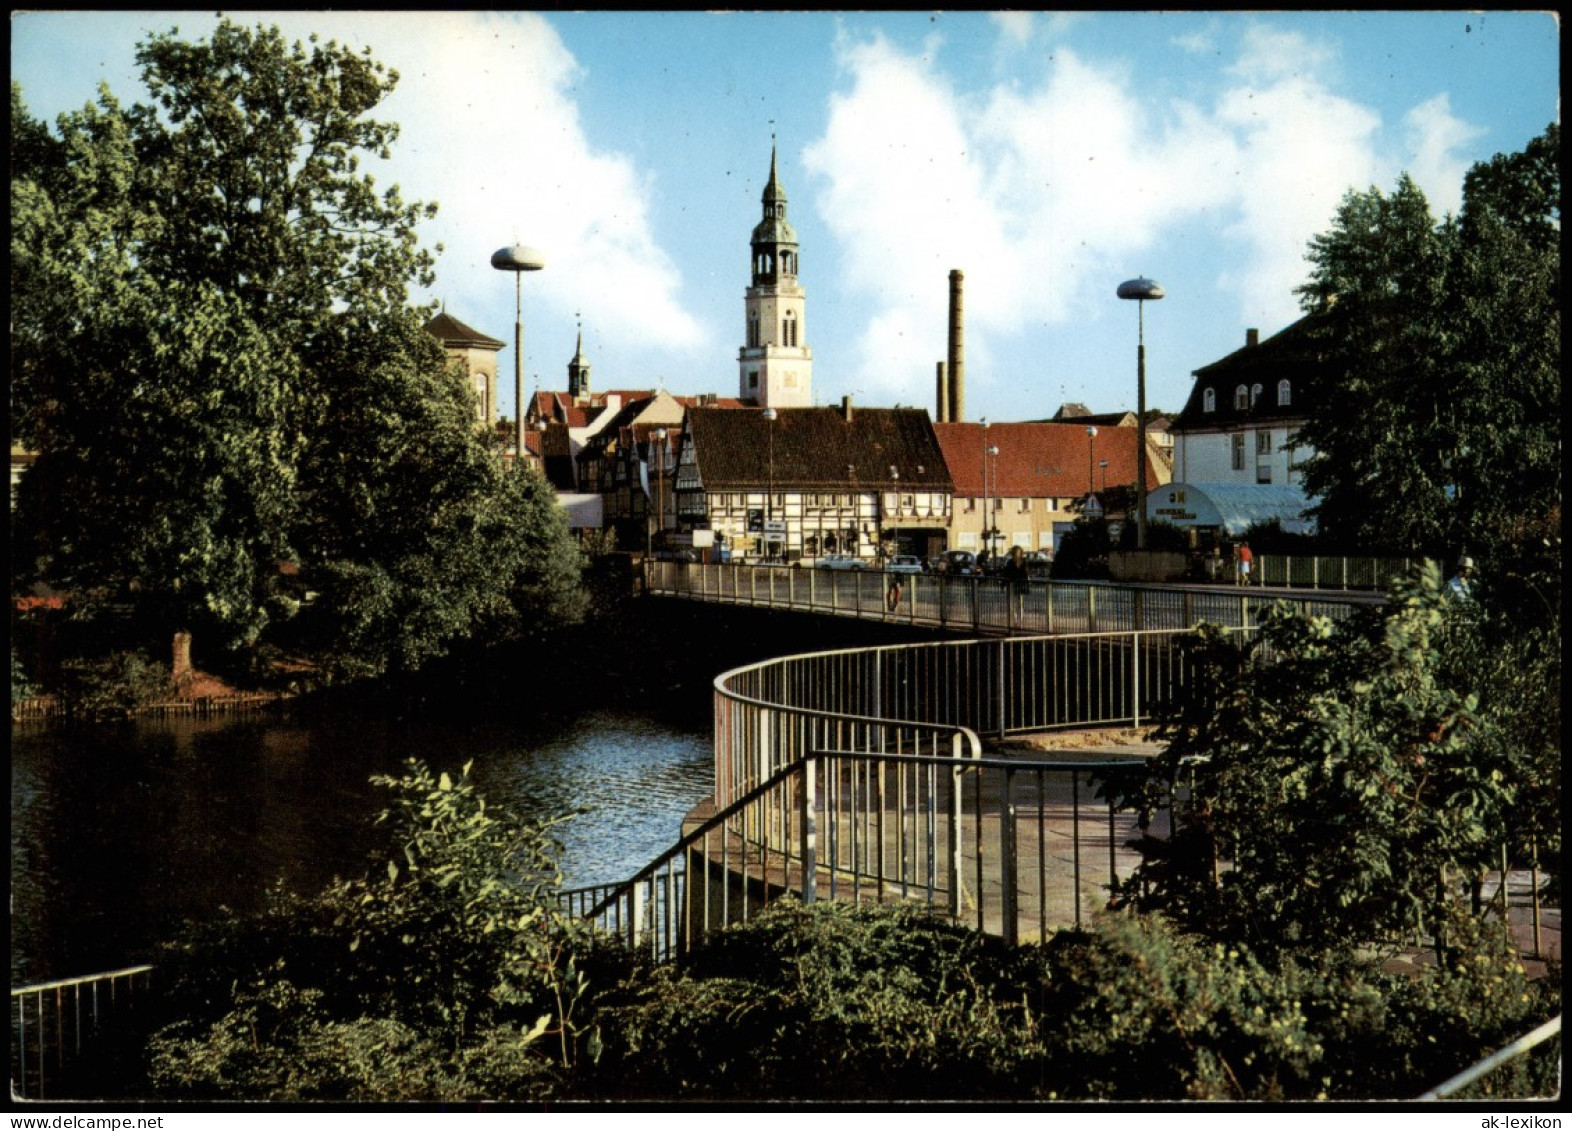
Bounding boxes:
646 560 1382 636
567 623 1269 957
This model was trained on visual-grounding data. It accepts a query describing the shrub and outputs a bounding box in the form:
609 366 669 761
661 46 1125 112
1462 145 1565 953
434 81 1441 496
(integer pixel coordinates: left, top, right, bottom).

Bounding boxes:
57 650 169 718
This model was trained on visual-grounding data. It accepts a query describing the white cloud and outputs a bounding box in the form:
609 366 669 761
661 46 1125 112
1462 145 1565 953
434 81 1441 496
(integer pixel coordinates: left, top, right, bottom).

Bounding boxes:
1401 93 1484 217
267 12 708 356
803 17 1475 400
1212 73 1383 326
990 12 1035 47
804 34 1239 401
1228 24 1337 85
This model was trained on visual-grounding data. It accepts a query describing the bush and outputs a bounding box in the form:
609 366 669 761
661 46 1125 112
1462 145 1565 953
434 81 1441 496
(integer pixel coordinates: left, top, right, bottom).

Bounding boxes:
148 760 585 1102
585 900 1034 1100
57 650 169 718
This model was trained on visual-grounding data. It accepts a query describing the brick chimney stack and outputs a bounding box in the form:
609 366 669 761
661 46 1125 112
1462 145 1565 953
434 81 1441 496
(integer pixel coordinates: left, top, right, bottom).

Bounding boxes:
947 269 965 423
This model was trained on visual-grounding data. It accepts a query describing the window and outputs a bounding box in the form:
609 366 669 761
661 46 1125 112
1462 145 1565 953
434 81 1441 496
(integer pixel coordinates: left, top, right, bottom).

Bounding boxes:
1278 379 1291 406
1251 383 1263 406
1018 497 1031 512
1203 387 1216 413
748 370 759 389
748 315 760 348
1257 430 1272 455
782 311 798 347
964 497 976 512
1235 385 1249 410
901 494 915 510
1231 433 1246 471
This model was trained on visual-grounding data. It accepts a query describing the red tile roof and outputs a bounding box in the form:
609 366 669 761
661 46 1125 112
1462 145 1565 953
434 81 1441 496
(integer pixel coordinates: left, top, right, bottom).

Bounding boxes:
933 421 1161 498
686 406 951 491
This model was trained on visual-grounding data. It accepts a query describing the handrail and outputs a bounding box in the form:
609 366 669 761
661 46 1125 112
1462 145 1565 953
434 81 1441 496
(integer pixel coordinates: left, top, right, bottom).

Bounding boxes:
10 965 154 997
1418 1014 1561 1099
572 761 813 922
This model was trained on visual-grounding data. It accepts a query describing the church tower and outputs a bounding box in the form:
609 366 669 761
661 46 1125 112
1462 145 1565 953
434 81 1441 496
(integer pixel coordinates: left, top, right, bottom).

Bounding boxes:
739 142 813 407
567 320 592 400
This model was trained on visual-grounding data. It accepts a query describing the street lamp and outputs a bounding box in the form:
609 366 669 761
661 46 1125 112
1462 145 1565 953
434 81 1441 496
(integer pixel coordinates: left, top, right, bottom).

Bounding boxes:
1085 425 1098 503
762 408 777 561
648 427 668 559
986 445 1000 559
1117 276 1164 549
491 244 546 464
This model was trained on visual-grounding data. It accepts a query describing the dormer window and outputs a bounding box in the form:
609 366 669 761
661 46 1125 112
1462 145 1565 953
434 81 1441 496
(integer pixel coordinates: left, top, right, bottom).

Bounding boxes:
1278 379 1291 406
1203 387 1216 413
1234 385 1249 410
1251 383 1263 406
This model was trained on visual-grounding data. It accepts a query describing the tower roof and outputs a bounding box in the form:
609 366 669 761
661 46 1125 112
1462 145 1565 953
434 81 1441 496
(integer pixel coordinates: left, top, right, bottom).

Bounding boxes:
762 141 786 206
752 141 797 247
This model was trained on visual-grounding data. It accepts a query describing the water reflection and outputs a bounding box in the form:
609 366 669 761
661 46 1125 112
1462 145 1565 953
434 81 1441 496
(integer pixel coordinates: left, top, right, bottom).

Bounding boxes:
10 707 710 985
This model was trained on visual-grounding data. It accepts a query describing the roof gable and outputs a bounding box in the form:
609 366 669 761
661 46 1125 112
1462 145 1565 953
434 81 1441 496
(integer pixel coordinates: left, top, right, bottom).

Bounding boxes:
424 311 505 350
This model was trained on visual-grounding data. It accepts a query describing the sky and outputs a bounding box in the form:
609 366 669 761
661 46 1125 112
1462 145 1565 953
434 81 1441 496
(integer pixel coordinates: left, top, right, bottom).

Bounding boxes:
10 11 1561 424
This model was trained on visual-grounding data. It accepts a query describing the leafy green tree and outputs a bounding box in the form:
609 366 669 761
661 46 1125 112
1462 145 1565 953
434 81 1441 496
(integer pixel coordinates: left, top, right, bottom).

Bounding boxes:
1123 567 1517 961
1294 125 1559 561
149 759 588 1100
11 21 584 674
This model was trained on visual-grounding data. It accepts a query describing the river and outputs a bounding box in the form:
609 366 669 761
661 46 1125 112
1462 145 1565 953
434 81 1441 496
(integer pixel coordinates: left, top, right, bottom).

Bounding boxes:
9 705 711 986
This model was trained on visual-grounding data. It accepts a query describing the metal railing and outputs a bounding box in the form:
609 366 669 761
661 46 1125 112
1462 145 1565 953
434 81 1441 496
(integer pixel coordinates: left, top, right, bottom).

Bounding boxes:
11 965 153 1101
566 626 1217 958
1256 554 1426 590
647 561 1379 636
1418 1015 1561 1099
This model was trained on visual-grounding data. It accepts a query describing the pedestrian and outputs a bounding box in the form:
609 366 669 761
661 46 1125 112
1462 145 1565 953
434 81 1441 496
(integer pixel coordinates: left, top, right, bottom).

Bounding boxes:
1237 540 1254 586
1003 545 1029 617
1446 556 1475 601
885 572 904 613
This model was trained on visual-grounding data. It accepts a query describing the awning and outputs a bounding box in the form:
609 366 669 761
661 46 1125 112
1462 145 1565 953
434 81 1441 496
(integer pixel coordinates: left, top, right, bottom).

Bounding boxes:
555 492 604 529
1145 482 1316 536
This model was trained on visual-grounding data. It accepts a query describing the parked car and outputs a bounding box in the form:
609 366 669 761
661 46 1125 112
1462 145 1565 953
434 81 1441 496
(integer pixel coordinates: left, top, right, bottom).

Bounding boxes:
884 554 924 574
815 553 866 571
939 550 977 576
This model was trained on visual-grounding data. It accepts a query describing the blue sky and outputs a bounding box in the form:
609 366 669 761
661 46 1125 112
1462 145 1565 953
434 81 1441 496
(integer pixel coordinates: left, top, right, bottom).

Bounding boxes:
11 11 1560 423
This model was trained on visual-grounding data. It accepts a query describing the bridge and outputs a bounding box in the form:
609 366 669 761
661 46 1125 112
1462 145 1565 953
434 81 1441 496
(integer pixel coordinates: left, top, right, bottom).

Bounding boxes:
644 557 1389 636
568 563 1384 957
574 559 1551 972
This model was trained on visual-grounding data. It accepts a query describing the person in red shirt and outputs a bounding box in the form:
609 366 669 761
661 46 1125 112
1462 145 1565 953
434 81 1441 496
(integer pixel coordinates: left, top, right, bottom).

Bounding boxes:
1237 541 1254 586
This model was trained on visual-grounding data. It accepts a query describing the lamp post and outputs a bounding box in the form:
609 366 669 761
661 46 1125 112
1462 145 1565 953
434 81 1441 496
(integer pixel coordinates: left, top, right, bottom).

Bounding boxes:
887 465 900 560
1085 425 1098 504
979 418 989 561
648 427 667 558
986 445 1000 559
762 408 777 561
1117 276 1164 549
491 244 546 464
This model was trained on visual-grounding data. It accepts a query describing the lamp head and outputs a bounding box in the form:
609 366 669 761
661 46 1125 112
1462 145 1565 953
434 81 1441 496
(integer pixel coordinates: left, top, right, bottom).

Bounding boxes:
492 245 546 272
1117 277 1163 301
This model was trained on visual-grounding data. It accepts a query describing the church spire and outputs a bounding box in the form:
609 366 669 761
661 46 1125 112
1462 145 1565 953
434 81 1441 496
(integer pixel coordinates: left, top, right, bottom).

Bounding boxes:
739 141 812 408
567 313 591 399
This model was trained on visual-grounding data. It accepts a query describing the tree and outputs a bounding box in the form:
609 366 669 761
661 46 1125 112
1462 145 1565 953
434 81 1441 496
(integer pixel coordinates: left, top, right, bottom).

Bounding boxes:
11 21 584 673
1122 567 1518 961
1293 125 1560 562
